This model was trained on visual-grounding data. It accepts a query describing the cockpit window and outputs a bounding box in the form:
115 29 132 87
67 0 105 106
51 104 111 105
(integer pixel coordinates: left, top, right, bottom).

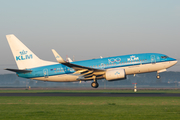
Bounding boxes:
161 56 169 59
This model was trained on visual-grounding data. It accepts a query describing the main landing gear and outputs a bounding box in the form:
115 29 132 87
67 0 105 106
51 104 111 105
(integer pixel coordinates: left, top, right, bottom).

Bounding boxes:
91 82 99 88
91 76 99 88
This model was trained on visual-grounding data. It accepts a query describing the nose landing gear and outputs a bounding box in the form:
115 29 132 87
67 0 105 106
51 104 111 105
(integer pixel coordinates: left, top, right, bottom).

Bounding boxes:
156 74 160 79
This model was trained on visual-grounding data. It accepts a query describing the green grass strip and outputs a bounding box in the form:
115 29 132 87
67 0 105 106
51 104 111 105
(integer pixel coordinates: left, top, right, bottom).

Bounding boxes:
0 96 180 120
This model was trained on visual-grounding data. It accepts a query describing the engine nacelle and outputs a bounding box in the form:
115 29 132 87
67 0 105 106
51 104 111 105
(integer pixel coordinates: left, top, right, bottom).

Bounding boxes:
105 69 126 81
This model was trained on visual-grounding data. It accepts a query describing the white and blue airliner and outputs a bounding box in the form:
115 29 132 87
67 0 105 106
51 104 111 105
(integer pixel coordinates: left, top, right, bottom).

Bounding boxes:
5 34 177 88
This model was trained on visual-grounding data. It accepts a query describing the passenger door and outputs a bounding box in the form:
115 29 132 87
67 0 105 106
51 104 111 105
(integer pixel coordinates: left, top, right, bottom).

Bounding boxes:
43 69 48 78
151 55 156 64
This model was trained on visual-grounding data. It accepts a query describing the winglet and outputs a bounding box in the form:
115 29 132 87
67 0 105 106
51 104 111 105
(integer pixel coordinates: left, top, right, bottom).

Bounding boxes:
52 49 66 63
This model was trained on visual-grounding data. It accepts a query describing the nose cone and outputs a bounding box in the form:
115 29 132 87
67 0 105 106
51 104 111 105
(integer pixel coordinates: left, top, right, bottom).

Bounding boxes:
170 57 177 61
171 59 178 66
174 60 178 65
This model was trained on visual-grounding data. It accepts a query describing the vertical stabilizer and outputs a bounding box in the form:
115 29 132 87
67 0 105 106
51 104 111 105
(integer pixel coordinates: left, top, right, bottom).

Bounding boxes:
6 34 56 69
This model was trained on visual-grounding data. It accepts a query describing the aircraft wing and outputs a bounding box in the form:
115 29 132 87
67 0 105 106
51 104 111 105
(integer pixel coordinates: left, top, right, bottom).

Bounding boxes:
52 49 105 80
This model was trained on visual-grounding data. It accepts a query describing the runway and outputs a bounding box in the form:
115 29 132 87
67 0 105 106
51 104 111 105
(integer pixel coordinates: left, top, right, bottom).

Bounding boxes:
0 93 180 97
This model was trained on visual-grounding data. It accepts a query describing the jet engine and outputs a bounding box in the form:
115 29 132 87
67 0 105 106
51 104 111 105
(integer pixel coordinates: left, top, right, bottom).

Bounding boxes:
105 68 126 81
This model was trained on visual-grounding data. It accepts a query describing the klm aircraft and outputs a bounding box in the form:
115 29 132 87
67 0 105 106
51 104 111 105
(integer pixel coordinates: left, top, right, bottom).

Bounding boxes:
5 34 178 88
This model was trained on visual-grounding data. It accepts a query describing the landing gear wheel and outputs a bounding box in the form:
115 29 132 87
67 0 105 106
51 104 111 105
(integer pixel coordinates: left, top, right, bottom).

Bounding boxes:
156 75 160 79
91 82 99 88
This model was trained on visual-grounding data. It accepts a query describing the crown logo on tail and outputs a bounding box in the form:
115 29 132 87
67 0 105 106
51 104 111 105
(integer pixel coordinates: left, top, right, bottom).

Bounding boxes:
19 50 28 55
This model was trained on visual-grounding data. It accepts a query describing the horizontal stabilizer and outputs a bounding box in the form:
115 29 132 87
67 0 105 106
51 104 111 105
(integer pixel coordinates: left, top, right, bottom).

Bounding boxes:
5 68 32 73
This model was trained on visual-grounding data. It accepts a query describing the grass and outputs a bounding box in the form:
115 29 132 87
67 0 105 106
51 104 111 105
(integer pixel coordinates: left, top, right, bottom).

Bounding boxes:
0 89 180 93
0 96 180 120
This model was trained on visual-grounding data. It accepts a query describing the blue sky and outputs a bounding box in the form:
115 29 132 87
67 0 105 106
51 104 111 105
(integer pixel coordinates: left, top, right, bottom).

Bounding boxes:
0 0 180 73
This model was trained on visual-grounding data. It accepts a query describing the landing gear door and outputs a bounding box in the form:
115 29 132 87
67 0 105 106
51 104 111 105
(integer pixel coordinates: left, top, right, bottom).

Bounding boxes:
151 55 156 64
43 69 48 78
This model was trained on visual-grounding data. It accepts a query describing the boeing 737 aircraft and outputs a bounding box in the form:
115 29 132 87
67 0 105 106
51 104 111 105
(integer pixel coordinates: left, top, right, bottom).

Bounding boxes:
5 34 177 88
